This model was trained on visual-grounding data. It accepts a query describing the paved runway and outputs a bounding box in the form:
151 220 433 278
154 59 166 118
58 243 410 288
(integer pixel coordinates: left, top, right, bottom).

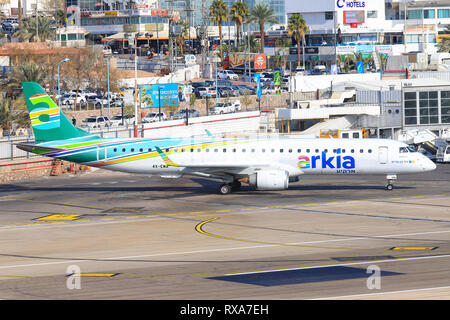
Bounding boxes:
0 164 449 300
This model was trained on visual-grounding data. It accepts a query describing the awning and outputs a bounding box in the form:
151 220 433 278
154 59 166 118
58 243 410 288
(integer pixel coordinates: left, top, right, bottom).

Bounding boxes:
101 31 171 42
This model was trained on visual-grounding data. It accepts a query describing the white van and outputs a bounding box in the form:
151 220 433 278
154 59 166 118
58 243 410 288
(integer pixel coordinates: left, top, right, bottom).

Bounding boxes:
436 145 450 163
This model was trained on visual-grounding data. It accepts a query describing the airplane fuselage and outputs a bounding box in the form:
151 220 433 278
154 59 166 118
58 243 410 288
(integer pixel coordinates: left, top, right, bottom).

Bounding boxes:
40 136 436 178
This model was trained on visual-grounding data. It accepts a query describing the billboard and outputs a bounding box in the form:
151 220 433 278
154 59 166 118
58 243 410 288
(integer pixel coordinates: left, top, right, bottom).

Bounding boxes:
254 54 267 70
140 84 179 108
343 10 365 24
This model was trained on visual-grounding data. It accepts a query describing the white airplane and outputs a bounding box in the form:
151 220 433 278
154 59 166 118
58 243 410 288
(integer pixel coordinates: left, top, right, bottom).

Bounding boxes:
18 82 436 194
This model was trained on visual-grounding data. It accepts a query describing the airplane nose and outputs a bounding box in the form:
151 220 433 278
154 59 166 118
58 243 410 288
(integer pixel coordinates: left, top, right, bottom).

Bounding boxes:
423 158 437 171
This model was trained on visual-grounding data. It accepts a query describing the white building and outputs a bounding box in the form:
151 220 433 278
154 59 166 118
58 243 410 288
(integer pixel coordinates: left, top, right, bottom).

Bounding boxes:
0 0 46 16
285 0 450 64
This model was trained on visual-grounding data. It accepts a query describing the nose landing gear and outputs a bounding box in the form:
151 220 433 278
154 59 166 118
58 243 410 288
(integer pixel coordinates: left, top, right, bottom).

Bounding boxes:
385 174 397 191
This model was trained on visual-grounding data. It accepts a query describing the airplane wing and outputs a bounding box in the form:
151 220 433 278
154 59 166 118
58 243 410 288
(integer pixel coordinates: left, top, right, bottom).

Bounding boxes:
154 146 302 176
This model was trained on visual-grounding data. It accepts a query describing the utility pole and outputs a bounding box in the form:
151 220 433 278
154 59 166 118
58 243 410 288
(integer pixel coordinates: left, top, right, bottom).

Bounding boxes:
186 0 194 54
201 0 208 78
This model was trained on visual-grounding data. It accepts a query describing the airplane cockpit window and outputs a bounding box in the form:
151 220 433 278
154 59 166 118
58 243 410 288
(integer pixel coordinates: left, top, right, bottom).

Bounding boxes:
407 146 417 152
399 147 409 153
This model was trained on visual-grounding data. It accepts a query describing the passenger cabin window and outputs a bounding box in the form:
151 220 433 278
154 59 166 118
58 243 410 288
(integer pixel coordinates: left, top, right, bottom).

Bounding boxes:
353 133 360 138
342 133 349 139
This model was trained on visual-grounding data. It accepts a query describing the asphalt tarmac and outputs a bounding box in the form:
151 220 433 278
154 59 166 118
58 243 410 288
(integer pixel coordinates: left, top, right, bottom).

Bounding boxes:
0 164 449 300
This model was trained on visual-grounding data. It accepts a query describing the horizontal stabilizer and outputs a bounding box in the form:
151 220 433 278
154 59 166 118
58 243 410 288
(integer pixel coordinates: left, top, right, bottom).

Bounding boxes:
15 143 64 154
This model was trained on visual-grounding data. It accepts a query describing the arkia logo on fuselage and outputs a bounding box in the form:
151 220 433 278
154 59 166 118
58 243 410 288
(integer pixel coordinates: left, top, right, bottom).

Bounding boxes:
298 149 356 169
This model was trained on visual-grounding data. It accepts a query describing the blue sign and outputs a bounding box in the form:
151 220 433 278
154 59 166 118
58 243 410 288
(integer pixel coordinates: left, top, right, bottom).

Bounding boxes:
254 73 262 98
140 84 179 108
357 61 364 74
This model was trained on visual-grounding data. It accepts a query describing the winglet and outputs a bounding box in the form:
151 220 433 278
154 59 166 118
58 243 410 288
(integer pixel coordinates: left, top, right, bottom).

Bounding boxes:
155 146 179 167
205 129 214 138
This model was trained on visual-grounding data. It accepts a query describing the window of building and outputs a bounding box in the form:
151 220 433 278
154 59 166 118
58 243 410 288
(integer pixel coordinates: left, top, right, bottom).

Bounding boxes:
442 91 450 123
419 91 439 124
325 12 334 20
424 9 435 19
408 9 422 19
438 9 450 18
367 11 377 19
404 92 418 125
406 34 422 43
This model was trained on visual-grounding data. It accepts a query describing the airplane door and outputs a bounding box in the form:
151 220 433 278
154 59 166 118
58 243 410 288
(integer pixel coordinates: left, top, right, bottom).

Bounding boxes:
97 145 107 161
378 146 388 164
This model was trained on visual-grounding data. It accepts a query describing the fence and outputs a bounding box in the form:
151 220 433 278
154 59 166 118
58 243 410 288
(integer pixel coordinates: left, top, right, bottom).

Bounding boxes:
0 126 137 162
410 71 450 82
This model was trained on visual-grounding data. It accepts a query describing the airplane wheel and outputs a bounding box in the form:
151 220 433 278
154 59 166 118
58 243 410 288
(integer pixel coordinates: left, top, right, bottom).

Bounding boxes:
219 184 232 195
386 184 394 191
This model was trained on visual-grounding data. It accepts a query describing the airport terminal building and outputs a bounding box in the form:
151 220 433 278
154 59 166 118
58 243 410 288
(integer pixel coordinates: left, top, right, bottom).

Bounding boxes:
285 0 450 67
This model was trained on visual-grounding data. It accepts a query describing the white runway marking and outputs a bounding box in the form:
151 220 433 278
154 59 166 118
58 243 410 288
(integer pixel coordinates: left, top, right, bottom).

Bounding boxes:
0 229 449 271
313 285 450 300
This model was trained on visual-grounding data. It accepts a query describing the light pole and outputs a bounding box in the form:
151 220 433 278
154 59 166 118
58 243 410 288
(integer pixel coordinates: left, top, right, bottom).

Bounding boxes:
57 57 70 109
107 56 111 124
134 33 140 138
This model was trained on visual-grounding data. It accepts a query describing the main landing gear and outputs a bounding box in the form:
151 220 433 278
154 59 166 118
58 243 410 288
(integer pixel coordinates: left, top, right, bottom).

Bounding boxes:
219 181 241 195
385 174 397 191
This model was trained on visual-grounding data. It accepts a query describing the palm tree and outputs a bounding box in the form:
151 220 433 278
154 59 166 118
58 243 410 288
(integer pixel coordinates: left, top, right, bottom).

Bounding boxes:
288 13 308 67
0 98 30 135
7 62 45 91
210 0 229 64
177 21 189 57
13 16 57 42
437 24 450 53
54 10 67 28
249 3 278 54
230 1 249 47
275 39 290 69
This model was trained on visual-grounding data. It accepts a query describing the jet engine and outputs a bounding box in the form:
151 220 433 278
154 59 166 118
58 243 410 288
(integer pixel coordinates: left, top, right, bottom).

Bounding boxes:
248 170 289 191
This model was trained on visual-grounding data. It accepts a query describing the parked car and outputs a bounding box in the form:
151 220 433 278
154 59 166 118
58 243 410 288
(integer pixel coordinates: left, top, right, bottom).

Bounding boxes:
86 95 106 107
262 85 277 95
236 85 256 95
310 65 327 75
61 93 87 107
80 116 110 129
217 70 239 80
109 114 135 126
173 109 200 119
142 112 167 123
196 87 217 98
295 67 306 76
210 100 241 115
217 87 237 97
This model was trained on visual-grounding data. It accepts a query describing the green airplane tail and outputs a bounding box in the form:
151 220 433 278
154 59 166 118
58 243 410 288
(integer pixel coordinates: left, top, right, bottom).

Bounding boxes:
22 82 93 143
